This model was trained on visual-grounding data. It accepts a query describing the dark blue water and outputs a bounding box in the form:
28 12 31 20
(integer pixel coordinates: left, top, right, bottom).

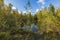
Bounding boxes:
22 24 38 32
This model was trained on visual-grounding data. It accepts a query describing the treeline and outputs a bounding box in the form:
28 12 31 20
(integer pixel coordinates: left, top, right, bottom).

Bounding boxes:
0 0 60 40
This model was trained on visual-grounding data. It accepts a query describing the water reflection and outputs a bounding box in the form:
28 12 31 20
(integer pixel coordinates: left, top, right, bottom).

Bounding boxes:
31 24 38 32
22 24 38 32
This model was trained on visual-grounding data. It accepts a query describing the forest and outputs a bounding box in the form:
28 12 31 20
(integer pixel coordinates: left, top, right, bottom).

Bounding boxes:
0 0 60 40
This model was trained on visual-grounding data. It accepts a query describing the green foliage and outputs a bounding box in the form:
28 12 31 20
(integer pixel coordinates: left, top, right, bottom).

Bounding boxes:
0 0 60 40
0 32 10 40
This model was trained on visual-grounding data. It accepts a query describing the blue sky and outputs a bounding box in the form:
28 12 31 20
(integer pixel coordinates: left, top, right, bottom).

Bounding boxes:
4 0 60 13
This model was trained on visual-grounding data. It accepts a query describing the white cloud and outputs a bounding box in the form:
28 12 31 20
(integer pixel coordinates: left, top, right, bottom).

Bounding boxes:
28 10 32 12
37 0 45 9
23 11 26 13
37 0 45 5
37 0 44 3
36 9 40 12
18 10 21 13
12 7 16 9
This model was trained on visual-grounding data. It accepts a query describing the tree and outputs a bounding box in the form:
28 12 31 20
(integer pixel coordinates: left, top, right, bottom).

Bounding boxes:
24 0 32 13
0 0 4 7
48 4 55 15
8 3 12 13
33 14 37 25
56 8 60 17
